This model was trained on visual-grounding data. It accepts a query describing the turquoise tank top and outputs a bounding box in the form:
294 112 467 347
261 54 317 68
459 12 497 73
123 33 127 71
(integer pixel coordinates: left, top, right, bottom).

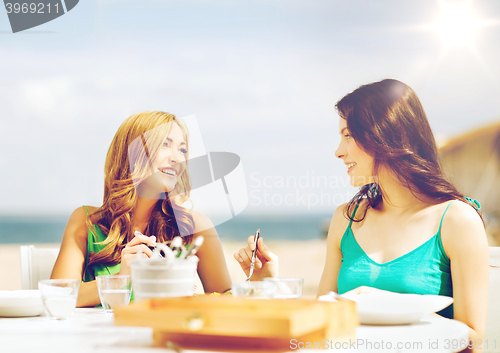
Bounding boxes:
82 206 121 282
337 200 455 319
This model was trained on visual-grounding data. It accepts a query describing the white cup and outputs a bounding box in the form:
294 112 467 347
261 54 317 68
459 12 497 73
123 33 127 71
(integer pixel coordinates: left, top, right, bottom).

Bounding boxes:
38 279 79 320
131 257 198 301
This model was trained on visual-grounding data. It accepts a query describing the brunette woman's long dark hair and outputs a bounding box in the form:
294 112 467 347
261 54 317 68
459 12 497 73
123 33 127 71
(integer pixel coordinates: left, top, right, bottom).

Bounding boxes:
336 79 481 222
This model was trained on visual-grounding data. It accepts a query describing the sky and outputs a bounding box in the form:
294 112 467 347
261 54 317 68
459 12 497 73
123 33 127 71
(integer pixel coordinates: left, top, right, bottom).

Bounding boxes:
1 0 500 217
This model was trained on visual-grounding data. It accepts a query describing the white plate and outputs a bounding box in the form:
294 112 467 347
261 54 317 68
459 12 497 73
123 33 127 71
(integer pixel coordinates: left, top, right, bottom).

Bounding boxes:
319 292 453 325
0 290 44 317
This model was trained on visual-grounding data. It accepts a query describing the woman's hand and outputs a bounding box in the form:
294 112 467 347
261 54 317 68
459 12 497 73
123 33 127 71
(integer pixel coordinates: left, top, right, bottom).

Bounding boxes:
118 233 156 275
234 236 279 281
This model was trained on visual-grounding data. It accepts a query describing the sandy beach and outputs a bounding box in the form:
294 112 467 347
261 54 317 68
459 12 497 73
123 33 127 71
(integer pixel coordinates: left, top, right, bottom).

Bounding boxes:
0 239 326 299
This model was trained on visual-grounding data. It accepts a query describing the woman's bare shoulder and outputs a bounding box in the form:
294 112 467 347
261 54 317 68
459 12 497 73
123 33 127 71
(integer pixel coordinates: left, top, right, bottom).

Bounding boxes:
83 205 99 214
328 202 354 244
331 202 350 224
333 199 368 223
64 206 97 241
442 200 484 228
440 200 487 254
190 209 215 233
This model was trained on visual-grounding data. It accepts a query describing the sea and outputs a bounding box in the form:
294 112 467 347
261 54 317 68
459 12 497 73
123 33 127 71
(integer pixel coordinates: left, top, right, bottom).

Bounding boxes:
0 214 331 244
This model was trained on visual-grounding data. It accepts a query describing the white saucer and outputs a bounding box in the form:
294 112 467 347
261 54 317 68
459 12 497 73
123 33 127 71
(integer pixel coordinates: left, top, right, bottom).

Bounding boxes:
0 290 44 317
319 292 453 325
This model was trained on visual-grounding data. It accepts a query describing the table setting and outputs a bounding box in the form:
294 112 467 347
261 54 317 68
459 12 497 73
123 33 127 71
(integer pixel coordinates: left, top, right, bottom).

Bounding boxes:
0 293 469 353
0 235 470 353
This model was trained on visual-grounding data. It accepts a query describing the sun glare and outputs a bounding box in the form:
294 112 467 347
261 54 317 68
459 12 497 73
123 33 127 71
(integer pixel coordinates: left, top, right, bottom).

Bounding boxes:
433 1 483 46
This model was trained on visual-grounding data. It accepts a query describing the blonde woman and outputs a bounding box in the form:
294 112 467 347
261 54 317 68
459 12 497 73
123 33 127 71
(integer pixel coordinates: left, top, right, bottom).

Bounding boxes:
52 111 231 307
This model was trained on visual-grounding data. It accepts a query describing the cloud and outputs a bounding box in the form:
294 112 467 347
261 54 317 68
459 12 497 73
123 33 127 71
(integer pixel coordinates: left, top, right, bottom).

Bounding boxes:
17 77 78 127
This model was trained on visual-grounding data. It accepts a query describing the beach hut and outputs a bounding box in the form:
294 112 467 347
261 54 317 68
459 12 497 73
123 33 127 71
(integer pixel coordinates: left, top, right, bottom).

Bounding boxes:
438 121 500 246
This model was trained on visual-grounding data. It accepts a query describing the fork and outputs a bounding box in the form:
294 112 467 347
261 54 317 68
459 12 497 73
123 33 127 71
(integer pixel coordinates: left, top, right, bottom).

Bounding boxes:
246 229 260 281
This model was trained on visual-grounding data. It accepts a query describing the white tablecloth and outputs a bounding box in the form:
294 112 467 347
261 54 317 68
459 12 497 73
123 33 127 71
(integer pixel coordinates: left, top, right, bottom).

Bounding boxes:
0 309 470 353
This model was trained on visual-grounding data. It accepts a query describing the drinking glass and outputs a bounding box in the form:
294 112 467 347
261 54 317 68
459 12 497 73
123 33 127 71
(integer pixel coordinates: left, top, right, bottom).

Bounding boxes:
96 275 132 313
231 281 277 298
38 279 79 320
263 277 303 299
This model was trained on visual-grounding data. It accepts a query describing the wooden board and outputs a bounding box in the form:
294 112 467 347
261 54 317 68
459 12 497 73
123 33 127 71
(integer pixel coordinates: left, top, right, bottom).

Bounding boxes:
114 296 358 351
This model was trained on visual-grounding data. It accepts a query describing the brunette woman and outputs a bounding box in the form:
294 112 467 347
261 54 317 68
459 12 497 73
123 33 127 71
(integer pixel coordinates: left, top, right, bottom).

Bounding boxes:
235 79 489 344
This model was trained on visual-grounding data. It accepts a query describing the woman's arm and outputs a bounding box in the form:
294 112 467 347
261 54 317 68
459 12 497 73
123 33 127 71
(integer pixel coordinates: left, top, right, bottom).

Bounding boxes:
317 204 349 298
191 210 232 293
50 207 101 307
441 201 489 350
51 207 156 307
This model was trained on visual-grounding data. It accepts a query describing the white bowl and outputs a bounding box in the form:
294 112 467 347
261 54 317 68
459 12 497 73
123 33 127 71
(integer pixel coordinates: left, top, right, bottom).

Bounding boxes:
342 293 454 325
318 292 453 325
0 290 44 317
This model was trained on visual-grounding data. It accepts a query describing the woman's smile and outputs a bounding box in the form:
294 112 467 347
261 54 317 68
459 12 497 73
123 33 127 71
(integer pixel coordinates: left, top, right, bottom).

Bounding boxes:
158 167 178 177
346 162 357 174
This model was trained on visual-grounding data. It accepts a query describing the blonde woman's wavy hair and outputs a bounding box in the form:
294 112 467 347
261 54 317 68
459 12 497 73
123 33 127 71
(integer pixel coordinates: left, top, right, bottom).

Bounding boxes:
87 111 195 270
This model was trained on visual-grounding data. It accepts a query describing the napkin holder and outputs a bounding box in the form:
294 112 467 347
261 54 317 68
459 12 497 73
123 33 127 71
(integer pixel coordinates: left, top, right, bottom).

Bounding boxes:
114 296 358 351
